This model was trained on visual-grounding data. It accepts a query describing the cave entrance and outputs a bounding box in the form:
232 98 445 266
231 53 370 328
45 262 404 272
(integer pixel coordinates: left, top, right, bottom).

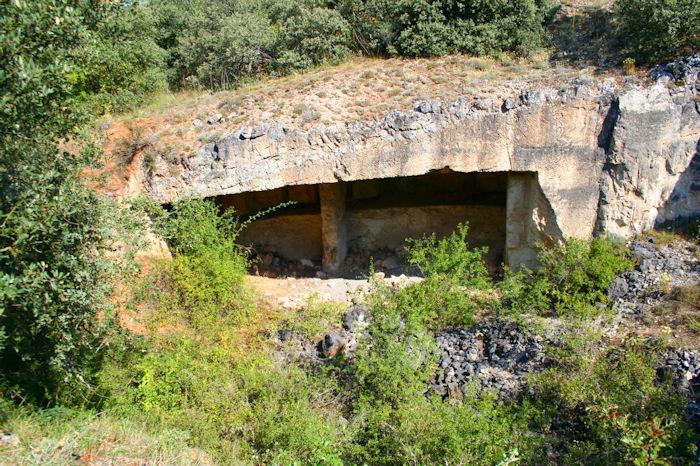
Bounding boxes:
216 185 323 266
344 170 507 275
215 169 528 278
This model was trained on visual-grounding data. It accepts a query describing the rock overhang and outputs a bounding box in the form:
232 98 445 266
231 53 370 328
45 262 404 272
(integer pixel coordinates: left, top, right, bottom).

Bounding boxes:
144 64 700 270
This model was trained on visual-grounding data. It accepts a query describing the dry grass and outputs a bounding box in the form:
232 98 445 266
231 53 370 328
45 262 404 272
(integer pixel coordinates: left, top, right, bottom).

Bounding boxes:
0 405 213 465
639 284 700 348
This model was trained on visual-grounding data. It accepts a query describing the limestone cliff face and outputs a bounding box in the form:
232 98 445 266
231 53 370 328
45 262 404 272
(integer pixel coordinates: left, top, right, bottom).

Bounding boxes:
597 80 700 235
146 70 699 242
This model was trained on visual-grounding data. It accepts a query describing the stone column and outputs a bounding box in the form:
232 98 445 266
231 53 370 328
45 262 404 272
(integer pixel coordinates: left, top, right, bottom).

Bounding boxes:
505 173 538 270
320 183 347 273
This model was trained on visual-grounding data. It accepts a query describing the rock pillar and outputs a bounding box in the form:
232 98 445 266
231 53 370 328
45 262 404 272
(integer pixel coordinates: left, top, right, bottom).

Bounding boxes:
505 173 538 270
320 183 347 272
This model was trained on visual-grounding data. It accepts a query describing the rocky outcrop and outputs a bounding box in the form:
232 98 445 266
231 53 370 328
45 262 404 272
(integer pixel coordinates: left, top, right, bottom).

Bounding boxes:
146 58 699 255
148 80 614 242
597 57 700 236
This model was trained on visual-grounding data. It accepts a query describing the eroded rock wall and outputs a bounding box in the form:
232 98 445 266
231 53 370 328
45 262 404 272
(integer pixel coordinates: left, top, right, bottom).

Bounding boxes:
597 79 700 235
146 64 699 266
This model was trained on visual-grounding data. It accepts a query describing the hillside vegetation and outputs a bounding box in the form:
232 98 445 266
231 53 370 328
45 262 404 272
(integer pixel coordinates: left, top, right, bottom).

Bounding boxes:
1 0 699 464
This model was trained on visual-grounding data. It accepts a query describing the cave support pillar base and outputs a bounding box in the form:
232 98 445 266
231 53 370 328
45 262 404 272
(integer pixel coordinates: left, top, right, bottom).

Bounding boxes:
320 183 347 273
505 173 539 271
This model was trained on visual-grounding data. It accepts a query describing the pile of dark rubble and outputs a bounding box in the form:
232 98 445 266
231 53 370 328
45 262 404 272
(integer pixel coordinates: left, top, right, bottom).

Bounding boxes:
651 54 700 90
281 311 700 405
608 237 700 313
431 324 548 399
661 347 700 423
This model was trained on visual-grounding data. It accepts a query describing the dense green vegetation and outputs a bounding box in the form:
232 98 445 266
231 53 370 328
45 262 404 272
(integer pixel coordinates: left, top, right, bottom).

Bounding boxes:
499 238 635 319
3 0 695 114
615 0 699 63
3 190 698 462
1 0 699 463
0 0 134 406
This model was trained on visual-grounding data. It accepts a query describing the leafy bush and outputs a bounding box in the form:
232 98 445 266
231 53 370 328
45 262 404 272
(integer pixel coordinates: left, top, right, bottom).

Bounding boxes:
102 330 346 464
341 0 550 58
499 237 634 318
615 0 700 63
532 337 698 463
147 198 250 332
175 9 276 90
349 390 536 464
347 228 537 463
271 3 353 73
0 0 134 405
389 222 493 329
70 2 168 114
148 0 352 90
408 222 490 290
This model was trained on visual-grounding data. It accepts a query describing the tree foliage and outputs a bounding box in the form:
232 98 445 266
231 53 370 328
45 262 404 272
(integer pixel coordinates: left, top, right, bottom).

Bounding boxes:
340 0 550 57
70 2 167 113
0 0 127 405
615 0 700 63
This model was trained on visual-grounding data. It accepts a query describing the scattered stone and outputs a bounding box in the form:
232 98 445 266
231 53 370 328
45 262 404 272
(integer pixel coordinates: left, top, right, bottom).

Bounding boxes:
343 305 370 332
278 329 293 342
0 431 19 447
651 54 700 89
321 332 345 358
207 113 223 125
607 276 629 301
299 258 314 268
501 98 518 112
413 99 442 114
610 237 700 314
381 256 400 271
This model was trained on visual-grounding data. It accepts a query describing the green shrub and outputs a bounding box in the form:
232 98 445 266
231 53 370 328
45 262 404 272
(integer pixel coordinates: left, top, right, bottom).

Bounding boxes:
340 0 550 58
348 241 537 463
70 2 168 114
350 225 488 406
146 197 251 332
532 337 698 463
394 222 493 329
103 334 346 464
349 391 537 464
272 4 353 73
615 0 700 63
408 222 490 290
499 237 634 318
